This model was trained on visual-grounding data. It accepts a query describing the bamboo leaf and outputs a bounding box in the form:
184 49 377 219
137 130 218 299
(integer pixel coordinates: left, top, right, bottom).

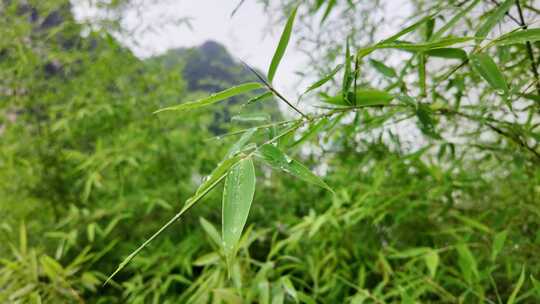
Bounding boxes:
193 252 220 266
424 250 440 277
456 244 479 284
470 53 508 94
357 14 435 58
494 28 540 46
355 89 394 106
154 83 263 113
289 117 329 148
322 89 393 107
380 37 474 52
369 59 397 78
419 52 427 96
281 276 298 302
381 14 436 45
226 128 257 158
302 64 343 96
268 5 298 83
426 48 467 60
199 217 221 246
431 0 480 41
247 91 273 104
257 144 333 192
222 158 256 255
104 156 242 285
320 0 336 25
491 230 508 261
416 104 441 139
343 37 353 104
475 0 515 39
232 113 271 123
507 267 526 304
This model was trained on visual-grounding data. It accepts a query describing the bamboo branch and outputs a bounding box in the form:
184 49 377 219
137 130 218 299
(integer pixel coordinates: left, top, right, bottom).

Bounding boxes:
514 0 540 96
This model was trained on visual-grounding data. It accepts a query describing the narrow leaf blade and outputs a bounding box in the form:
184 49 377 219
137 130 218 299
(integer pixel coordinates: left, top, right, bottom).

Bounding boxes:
494 28 540 46
222 158 256 255
257 144 333 192
470 53 508 93
154 83 263 113
268 5 298 83
475 0 515 39
302 64 343 96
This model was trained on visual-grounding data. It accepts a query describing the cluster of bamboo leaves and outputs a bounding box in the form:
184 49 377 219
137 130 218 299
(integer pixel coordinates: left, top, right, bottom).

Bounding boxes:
107 0 540 291
2 0 540 303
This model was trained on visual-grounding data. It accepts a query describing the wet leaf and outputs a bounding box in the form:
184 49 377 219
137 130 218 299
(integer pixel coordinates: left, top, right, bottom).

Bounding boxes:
154 83 263 113
268 5 298 83
256 144 333 192
222 158 256 255
475 0 514 39
369 59 397 78
470 53 508 94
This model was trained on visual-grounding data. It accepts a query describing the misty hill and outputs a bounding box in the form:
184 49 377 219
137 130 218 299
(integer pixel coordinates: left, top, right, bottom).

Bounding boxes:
147 40 281 133
148 40 263 93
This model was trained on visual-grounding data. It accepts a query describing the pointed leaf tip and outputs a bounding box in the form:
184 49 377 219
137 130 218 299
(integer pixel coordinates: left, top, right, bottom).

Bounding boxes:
268 5 298 83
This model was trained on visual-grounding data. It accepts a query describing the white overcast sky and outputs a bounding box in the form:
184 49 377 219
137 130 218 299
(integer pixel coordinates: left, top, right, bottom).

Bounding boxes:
73 0 305 96
72 0 414 105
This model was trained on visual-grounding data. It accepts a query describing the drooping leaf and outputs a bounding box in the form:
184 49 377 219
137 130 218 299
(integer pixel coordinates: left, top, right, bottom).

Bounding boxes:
213 289 243 304
423 18 435 41
416 104 441 139
491 230 508 261
493 28 540 46
431 0 480 41
104 155 242 285
456 243 479 284
256 144 333 192
231 113 271 123
381 14 436 45
519 93 540 103
281 276 298 302
222 158 256 255
322 89 393 107
193 252 220 266
268 5 298 83
369 59 397 78
454 213 491 233
191 156 244 202
470 53 508 94
247 91 273 104
389 247 430 259
320 92 350 106
355 89 394 106
418 52 427 96
475 0 515 39
424 250 440 277
320 0 336 25
289 117 329 148
379 37 474 52
226 128 257 158
357 14 435 58
426 48 467 60
199 217 221 246
507 267 526 304
343 37 353 104
302 64 343 96
154 83 263 113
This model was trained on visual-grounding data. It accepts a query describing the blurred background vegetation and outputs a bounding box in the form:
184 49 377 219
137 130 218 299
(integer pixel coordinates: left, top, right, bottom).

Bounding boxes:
1 0 540 303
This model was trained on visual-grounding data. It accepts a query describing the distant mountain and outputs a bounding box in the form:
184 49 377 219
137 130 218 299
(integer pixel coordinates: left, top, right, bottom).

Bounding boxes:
147 40 281 133
148 40 261 92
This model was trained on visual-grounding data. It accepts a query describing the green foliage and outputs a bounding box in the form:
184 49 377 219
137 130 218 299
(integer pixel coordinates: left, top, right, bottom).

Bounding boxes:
2 0 540 303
